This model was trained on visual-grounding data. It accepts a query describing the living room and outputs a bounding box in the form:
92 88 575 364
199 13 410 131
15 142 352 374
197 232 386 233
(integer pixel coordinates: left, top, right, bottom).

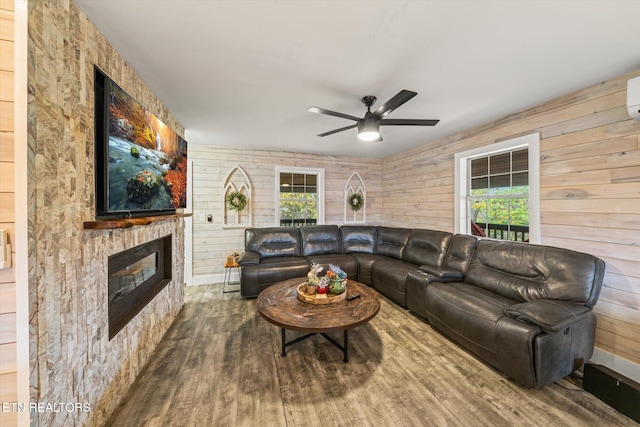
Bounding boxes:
1 1 640 426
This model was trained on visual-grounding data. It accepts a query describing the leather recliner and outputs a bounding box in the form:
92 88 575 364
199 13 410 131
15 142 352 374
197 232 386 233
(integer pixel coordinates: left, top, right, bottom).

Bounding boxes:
239 227 310 297
425 239 605 388
372 228 451 307
406 233 478 318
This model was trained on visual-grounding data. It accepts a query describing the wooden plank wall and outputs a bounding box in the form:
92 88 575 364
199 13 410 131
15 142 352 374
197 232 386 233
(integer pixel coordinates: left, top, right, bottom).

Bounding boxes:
0 0 17 426
382 69 640 368
188 146 383 282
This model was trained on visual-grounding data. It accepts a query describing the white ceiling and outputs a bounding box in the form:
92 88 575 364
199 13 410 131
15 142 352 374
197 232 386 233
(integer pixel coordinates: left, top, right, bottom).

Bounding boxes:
74 0 640 158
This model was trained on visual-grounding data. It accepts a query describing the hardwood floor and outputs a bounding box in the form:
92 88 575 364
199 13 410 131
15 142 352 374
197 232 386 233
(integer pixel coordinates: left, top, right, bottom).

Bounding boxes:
106 284 637 427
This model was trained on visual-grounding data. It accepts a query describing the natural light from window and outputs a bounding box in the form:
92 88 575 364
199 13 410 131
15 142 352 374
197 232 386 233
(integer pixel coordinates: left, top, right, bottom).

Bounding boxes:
275 166 324 227
455 133 540 243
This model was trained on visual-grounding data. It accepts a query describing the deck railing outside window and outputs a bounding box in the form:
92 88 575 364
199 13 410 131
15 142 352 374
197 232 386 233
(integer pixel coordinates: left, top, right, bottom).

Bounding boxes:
279 219 318 227
472 222 529 242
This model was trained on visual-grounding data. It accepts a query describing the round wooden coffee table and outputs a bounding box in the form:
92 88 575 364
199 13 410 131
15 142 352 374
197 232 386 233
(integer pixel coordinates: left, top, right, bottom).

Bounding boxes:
257 277 380 362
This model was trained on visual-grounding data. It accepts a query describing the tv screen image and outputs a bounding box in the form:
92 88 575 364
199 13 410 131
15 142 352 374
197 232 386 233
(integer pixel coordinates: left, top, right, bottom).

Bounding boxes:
95 67 188 218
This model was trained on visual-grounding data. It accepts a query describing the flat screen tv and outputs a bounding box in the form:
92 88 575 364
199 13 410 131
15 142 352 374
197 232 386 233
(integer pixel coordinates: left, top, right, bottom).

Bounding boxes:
94 66 188 219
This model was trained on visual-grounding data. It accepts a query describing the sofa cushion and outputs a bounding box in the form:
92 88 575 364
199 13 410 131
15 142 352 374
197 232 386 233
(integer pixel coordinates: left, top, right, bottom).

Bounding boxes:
414 233 475 282
349 253 389 286
301 225 343 256
371 259 418 307
240 256 310 297
257 257 310 282
375 227 411 260
426 281 519 359
403 229 451 267
245 227 302 259
442 234 477 273
341 226 377 254
464 239 605 305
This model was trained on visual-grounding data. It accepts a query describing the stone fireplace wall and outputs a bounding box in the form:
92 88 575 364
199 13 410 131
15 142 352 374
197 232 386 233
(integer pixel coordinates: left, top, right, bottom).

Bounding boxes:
27 1 185 426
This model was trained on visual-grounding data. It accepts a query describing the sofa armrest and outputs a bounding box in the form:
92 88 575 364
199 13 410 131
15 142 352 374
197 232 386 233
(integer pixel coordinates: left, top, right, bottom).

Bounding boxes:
408 270 441 285
238 251 260 266
418 265 464 282
505 300 592 333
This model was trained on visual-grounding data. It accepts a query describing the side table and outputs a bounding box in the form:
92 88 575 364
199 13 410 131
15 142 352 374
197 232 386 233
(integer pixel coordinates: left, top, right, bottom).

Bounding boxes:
223 260 241 293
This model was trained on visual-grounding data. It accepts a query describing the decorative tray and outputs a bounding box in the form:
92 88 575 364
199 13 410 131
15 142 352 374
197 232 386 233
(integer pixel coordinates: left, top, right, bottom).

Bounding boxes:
296 283 347 305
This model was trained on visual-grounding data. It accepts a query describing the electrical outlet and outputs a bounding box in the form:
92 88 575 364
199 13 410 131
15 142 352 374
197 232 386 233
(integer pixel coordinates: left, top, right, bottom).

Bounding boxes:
199 213 205 222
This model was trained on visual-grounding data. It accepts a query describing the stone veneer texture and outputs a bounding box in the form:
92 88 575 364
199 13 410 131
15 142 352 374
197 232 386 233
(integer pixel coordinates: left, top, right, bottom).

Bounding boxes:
27 1 185 426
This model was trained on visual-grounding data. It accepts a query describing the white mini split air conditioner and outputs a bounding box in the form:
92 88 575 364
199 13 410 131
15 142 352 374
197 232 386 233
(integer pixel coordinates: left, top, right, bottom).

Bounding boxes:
627 76 640 122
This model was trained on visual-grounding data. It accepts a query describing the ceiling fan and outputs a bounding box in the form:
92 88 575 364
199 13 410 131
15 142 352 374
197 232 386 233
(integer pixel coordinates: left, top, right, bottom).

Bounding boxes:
308 90 439 142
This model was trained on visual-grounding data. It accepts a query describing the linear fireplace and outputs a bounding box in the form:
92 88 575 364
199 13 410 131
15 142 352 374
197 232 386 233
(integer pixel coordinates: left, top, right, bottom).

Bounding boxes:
108 235 172 339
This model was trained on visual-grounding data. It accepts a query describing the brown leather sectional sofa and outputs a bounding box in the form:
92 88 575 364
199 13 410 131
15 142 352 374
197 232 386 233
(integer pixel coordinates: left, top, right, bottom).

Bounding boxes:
238 224 605 388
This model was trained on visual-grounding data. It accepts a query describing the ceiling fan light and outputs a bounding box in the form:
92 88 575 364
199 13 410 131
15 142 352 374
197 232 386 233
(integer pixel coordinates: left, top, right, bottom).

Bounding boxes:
358 117 380 141
358 130 381 141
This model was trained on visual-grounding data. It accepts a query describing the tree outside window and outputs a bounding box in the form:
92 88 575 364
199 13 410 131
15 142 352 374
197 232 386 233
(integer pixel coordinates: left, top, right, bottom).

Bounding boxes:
455 133 540 243
279 172 319 226
468 148 530 242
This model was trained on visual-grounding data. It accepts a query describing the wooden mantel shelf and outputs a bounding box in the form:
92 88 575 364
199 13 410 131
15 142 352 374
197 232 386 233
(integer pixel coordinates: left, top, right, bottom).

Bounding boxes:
83 213 192 230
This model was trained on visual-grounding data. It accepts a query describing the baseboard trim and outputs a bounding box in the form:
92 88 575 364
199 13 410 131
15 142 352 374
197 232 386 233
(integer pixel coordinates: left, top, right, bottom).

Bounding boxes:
190 274 221 286
190 271 241 287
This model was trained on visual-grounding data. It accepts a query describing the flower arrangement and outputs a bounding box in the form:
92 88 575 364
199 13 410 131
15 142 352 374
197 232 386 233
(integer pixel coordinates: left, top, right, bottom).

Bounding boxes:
226 191 248 212
306 262 347 295
348 193 364 212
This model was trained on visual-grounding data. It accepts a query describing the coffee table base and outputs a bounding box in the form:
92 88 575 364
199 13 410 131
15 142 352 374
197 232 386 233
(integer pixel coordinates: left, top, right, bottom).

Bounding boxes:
281 328 349 363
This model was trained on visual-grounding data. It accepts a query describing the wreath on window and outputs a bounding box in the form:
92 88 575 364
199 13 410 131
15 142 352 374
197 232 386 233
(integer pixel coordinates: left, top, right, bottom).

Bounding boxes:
226 191 248 212
348 193 364 212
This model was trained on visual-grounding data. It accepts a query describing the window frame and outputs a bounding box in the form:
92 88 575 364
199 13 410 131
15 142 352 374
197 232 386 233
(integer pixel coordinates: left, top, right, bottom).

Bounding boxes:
274 166 325 227
454 133 540 244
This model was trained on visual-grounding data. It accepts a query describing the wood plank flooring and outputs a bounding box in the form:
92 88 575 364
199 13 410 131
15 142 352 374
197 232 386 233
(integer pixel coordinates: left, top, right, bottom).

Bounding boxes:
105 284 638 427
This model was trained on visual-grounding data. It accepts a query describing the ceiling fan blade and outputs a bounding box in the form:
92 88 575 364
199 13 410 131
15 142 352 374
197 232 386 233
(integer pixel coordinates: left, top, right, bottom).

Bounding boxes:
371 90 417 120
308 107 360 122
317 123 358 137
380 119 439 126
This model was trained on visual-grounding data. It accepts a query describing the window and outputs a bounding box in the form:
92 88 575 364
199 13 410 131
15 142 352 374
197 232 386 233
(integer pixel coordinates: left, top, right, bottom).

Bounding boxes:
275 166 324 227
455 133 540 243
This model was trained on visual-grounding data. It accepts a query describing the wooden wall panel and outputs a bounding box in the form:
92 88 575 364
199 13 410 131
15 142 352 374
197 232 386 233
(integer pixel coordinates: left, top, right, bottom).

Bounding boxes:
0 372 17 404
0 2 16 426
0 9 13 40
0 313 15 343
0 100 12 130
0 70 13 101
0 342 16 373
0 130 13 159
382 69 640 370
0 282 15 313
189 145 383 280
0 40 14 71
